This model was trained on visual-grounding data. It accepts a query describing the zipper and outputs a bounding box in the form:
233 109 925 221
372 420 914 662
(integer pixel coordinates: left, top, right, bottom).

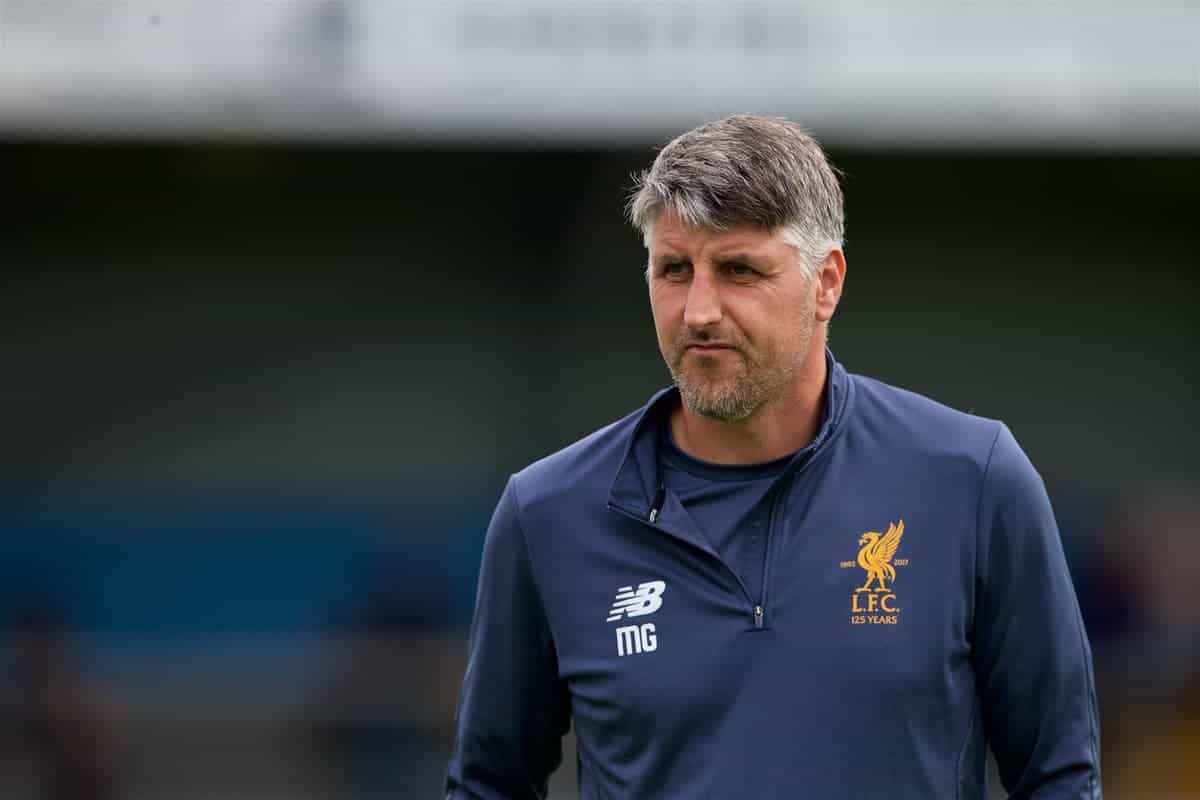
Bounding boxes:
756 473 794 630
757 443 826 630
647 484 666 524
617 448 820 631
608 499 760 625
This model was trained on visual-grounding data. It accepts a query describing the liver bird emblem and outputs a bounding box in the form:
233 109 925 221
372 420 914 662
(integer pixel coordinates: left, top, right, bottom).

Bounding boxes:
856 520 905 592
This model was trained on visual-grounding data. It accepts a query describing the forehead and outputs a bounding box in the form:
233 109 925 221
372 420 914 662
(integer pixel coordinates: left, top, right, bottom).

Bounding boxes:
648 209 790 259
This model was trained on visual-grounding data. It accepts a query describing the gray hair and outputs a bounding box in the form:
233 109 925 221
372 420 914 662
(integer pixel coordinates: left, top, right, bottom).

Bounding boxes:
627 115 844 276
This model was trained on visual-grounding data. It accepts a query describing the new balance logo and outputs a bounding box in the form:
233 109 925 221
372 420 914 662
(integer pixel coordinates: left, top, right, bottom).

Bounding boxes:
606 580 666 622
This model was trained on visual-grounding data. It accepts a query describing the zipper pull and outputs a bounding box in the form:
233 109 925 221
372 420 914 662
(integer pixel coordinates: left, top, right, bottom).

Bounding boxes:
753 605 764 628
648 484 666 524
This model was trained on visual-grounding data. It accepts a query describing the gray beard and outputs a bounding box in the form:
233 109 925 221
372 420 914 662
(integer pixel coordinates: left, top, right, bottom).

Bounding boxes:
674 372 767 422
670 353 796 423
665 313 812 424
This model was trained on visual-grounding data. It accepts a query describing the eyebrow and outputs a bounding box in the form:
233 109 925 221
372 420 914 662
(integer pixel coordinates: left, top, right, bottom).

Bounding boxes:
650 249 770 270
654 249 764 262
712 251 764 264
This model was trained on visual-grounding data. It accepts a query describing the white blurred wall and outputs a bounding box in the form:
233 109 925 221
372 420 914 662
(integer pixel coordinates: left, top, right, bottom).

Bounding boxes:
1 0 1197 148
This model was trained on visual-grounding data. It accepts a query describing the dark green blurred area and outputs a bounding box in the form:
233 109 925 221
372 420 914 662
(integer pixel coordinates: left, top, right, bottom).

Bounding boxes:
5 145 1196 487
2 143 1197 798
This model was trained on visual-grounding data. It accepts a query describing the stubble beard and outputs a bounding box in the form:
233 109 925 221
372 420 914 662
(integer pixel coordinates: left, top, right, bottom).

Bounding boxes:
666 310 816 423
668 340 794 423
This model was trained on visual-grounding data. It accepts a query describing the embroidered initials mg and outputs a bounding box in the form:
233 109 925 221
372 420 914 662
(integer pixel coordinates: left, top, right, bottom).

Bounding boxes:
615 623 657 657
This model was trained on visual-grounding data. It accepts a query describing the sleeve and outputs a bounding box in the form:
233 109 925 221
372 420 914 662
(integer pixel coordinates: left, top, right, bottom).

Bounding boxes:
972 424 1101 798
445 477 572 800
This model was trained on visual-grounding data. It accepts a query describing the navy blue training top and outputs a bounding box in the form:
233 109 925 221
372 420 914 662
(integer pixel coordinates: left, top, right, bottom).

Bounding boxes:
446 353 1101 799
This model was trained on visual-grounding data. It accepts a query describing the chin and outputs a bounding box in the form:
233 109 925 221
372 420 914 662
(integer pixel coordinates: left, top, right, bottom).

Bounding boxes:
680 382 750 416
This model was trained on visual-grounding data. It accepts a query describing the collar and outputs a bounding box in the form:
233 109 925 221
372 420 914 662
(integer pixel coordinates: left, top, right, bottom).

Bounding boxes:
607 348 852 527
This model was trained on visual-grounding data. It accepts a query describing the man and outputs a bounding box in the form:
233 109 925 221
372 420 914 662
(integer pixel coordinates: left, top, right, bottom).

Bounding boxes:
446 115 1100 798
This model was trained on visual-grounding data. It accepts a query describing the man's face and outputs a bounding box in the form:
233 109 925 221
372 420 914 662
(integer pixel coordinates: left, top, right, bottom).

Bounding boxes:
647 210 824 422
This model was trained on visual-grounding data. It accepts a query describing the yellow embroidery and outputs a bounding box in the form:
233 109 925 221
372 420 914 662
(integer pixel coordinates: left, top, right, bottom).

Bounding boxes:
855 520 904 592
840 520 907 625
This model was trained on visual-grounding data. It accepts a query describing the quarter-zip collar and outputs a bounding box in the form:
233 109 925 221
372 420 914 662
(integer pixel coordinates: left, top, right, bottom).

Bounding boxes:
607 348 853 538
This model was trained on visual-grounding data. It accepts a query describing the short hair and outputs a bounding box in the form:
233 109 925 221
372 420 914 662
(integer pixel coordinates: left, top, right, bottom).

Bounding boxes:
627 114 844 276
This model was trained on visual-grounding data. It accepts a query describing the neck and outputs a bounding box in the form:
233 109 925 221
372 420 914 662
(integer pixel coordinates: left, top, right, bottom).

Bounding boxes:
670 341 829 465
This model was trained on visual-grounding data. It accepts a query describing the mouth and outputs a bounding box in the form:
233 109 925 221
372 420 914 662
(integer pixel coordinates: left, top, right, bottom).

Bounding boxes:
685 343 736 354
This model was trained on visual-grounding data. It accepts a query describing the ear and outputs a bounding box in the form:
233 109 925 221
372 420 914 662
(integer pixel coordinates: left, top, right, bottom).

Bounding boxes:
814 248 846 323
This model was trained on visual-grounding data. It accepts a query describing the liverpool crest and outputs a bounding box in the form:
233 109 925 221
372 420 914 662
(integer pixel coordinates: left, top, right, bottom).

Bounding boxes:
839 520 908 624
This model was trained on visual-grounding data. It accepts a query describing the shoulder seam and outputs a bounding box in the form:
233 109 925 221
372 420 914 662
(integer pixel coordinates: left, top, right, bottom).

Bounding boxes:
507 475 560 652
973 423 1005 632
960 422 1003 798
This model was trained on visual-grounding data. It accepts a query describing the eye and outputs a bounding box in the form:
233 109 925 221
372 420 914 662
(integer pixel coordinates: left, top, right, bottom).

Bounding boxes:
659 261 690 279
724 262 758 279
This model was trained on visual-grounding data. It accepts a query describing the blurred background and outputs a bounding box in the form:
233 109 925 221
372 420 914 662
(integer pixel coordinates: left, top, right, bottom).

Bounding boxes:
1 1 1197 798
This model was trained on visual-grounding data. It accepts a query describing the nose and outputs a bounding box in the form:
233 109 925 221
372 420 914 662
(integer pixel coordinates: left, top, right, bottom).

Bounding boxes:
682 270 722 329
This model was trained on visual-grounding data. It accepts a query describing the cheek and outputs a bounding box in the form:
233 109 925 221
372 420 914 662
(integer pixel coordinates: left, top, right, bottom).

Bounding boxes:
739 299 808 355
649 292 681 340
